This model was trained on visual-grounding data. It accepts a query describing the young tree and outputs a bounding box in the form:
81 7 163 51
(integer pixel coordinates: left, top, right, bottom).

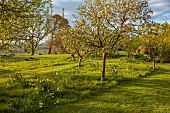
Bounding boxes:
142 36 159 70
49 32 72 54
141 22 170 69
158 22 170 62
141 22 163 70
119 36 142 58
64 27 95 67
52 27 94 67
75 0 152 81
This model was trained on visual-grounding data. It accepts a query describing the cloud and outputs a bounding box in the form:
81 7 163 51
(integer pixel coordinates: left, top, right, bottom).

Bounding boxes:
52 0 170 25
149 0 170 23
52 0 84 26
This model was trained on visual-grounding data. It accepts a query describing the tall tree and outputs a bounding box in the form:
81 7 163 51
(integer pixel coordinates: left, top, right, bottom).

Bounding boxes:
48 8 69 54
75 0 152 81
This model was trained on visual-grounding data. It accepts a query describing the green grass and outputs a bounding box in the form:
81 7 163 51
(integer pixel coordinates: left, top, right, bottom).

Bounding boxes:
0 54 170 113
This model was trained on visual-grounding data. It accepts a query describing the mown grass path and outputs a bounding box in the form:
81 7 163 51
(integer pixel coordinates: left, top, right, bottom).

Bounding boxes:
47 64 170 113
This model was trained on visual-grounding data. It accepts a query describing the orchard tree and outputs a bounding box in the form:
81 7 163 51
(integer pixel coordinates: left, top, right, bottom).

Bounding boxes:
141 22 170 69
141 22 162 70
0 0 52 53
0 1 32 50
49 31 72 54
25 0 53 55
158 22 170 62
63 27 95 67
0 0 32 51
75 0 152 81
119 36 142 58
53 27 94 67
142 35 159 70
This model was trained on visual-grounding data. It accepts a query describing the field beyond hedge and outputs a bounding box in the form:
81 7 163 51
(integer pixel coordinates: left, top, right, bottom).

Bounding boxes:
0 54 170 113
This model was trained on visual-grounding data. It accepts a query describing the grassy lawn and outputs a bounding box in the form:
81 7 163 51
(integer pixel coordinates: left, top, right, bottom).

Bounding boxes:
48 65 170 113
0 54 169 113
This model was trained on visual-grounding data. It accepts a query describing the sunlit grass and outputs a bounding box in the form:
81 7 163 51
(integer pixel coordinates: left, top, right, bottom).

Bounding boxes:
47 64 170 113
0 54 169 113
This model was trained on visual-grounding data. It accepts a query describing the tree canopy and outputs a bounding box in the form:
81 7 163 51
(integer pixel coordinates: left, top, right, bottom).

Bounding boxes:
73 0 152 80
0 0 52 53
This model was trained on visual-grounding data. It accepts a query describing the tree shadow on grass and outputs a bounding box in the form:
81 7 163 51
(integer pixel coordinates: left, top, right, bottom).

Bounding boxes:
46 67 170 113
48 84 170 113
0 69 14 78
50 75 170 113
123 77 170 93
52 62 73 67
156 67 170 74
0 56 40 62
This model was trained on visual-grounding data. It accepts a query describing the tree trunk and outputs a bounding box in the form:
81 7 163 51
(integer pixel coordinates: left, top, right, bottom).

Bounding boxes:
78 57 82 67
101 52 107 81
31 42 34 56
31 49 34 56
95 51 98 58
153 57 156 70
71 51 76 61
48 44 52 54
71 53 75 61
127 52 131 58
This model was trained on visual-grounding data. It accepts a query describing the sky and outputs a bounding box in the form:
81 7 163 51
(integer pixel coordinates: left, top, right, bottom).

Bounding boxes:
52 0 170 26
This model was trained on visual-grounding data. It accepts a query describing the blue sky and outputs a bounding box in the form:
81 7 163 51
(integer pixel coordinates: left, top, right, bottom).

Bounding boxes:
52 0 170 26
